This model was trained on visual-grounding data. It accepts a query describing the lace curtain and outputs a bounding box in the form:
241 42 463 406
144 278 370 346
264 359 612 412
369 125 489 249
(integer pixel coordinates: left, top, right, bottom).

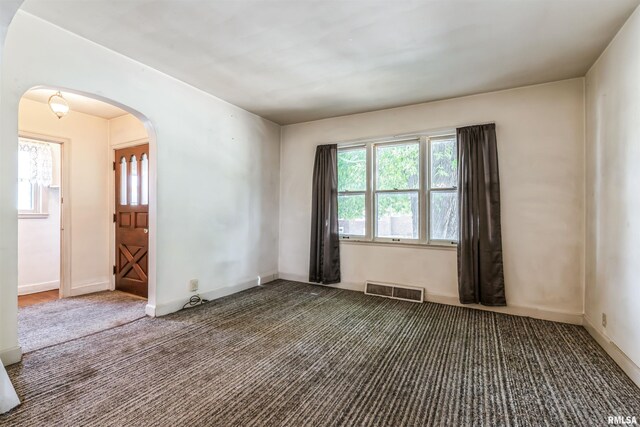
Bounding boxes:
18 138 53 186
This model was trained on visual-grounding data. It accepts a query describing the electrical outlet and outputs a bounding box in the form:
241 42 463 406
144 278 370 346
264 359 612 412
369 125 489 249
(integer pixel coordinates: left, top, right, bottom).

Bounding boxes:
602 313 607 328
189 279 199 292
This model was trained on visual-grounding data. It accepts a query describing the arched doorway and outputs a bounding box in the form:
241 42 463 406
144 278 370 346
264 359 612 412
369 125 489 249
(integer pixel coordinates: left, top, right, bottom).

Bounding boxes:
15 86 158 353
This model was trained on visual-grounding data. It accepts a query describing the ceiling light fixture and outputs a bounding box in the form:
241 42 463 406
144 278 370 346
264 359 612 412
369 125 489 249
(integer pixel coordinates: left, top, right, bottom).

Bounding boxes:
48 91 69 119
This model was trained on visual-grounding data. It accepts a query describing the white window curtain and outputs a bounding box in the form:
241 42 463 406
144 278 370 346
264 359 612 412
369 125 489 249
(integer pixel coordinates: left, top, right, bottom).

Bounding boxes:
18 138 53 186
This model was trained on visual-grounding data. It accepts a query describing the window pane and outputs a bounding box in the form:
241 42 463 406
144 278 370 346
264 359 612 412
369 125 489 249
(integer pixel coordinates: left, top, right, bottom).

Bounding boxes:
338 148 366 192
18 150 31 182
141 153 149 205
376 192 418 239
120 157 127 205
430 191 458 241
338 194 365 236
430 137 457 189
18 181 33 210
130 155 138 206
376 143 419 190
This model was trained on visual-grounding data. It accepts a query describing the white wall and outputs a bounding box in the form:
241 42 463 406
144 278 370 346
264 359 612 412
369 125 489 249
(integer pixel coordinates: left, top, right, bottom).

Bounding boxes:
585 5 640 383
0 11 281 364
17 141 61 294
19 97 111 296
280 79 585 323
109 113 147 145
0 0 25 367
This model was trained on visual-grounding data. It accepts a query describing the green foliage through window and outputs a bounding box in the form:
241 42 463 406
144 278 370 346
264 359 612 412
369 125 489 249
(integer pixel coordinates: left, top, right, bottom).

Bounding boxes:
337 148 366 192
336 135 459 242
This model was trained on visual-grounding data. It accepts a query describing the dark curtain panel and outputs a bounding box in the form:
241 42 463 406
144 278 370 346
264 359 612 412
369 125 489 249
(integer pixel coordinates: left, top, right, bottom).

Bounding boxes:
457 123 506 306
309 144 341 284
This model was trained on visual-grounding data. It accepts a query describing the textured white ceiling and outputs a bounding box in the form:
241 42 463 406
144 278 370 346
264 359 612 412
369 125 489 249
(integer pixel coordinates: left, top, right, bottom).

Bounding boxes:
21 0 640 124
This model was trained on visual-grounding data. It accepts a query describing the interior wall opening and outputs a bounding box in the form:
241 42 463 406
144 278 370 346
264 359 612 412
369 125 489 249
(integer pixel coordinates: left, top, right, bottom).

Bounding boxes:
17 87 152 353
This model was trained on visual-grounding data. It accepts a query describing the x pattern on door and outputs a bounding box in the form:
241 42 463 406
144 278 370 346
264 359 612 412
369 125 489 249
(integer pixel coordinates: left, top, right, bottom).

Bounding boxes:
118 243 147 282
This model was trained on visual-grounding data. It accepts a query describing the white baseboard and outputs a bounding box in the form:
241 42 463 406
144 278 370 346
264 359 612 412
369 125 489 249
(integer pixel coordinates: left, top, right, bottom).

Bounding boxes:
147 272 279 317
18 280 60 295
277 272 583 325
278 272 363 292
69 280 110 297
583 315 640 389
0 346 22 367
425 292 584 325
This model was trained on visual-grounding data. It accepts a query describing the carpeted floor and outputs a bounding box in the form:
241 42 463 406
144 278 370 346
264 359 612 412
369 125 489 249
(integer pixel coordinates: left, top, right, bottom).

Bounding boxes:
18 290 147 353
1 280 638 426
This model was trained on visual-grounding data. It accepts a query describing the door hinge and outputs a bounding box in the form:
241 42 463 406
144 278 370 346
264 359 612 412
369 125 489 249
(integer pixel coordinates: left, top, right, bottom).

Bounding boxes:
113 213 116 223
113 265 116 275
113 161 116 171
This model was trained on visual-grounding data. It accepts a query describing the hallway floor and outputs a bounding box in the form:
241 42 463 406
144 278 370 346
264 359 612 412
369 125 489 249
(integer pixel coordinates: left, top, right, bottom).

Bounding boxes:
17 290 59 308
18 290 146 353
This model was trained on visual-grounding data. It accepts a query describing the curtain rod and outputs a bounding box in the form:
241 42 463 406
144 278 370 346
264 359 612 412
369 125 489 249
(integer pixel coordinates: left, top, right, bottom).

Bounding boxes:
334 121 495 147
455 121 496 129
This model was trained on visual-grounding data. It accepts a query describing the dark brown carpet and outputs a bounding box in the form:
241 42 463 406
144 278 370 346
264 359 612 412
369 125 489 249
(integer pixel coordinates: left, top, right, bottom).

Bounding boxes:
1 280 638 426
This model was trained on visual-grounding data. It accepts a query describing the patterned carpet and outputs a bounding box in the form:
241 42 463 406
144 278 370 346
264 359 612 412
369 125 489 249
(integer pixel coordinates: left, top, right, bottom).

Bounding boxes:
18 290 146 353
1 280 638 426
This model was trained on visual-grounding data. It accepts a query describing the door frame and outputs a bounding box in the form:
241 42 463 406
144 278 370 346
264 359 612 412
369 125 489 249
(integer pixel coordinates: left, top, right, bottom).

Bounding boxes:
17 130 71 299
109 137 149 294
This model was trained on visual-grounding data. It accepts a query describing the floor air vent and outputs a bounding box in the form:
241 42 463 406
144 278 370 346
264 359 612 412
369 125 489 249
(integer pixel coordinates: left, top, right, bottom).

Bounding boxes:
365 281 424 303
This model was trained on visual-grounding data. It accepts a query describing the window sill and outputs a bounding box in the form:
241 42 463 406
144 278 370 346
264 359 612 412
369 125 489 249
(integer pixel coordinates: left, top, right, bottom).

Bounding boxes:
339 238 456 250
18 213 49 219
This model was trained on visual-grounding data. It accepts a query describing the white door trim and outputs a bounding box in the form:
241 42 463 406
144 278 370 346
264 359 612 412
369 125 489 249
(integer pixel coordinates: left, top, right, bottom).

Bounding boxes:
18 130 71 299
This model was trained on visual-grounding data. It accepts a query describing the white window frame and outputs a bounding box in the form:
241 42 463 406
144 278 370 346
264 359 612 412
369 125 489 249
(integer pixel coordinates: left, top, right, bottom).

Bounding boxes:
18 181 49 218
337 144 369 240
373 138 422 243
18 138 51 219
337 130 458 247
426 135 459 246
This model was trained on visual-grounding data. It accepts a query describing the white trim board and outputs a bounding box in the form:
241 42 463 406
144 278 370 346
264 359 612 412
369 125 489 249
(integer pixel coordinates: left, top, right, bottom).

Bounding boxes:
425 292 583 325
583 315 640 389
277 272 583 325
145 273 279 317
17 280 59 295
0 346 22 367
69 280 110 297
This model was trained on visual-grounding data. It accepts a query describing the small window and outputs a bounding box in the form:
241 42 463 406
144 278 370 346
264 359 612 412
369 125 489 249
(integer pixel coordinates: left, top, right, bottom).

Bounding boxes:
18 138 52 217
120 157 128 205
140 153 149 205
337 147 366 237
130 155 138 206
18 180 35 211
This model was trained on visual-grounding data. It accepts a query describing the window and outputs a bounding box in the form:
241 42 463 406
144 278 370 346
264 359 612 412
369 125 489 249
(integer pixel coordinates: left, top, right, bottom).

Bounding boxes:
140 153 149 205
429 136 458 242
337 132 458 245
18 138 53 217
375 142 419 240
337 147 366 237
130 155 139 206
119 157 128 205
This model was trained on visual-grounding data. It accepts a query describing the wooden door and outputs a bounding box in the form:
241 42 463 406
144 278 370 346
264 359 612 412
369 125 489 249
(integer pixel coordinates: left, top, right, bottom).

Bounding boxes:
115 144 149 298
